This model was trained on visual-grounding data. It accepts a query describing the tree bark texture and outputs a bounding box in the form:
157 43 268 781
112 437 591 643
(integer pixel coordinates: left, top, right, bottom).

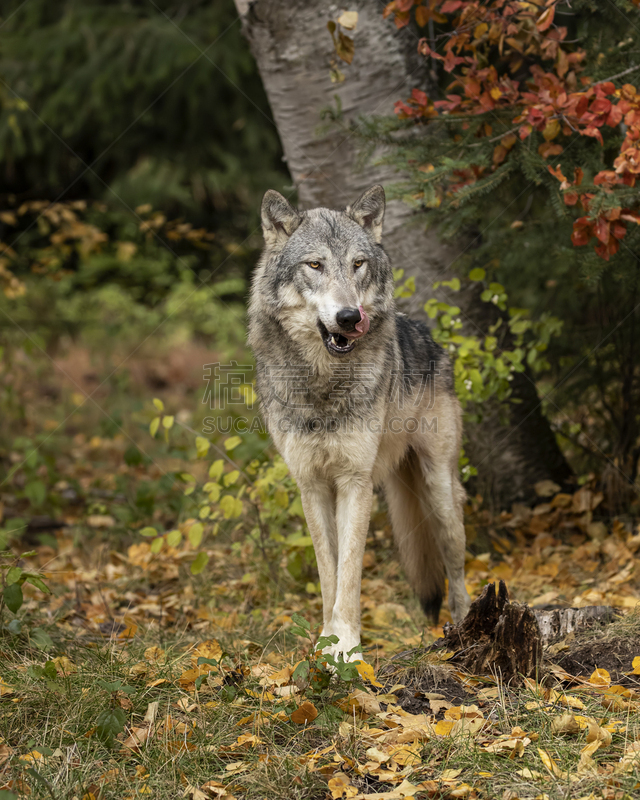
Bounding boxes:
234 0 572 507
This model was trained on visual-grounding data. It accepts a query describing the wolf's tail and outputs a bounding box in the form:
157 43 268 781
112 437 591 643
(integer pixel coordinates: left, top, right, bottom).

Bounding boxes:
383 450 446 623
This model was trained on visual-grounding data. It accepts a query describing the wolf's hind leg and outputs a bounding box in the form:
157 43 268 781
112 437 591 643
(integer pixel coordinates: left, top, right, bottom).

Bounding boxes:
298 480 338 633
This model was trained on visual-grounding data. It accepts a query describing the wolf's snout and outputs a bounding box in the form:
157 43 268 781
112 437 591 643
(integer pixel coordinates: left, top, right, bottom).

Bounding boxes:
336 307 361 330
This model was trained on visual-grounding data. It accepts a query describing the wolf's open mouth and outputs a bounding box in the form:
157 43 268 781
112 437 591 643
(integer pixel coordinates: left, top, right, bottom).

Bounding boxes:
317 321 356 355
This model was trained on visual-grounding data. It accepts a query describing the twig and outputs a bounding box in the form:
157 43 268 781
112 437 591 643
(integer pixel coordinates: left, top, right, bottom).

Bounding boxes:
594 63 640 85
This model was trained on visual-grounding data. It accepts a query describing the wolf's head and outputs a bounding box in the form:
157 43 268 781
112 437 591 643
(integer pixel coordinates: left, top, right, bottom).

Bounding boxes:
254 185 394 358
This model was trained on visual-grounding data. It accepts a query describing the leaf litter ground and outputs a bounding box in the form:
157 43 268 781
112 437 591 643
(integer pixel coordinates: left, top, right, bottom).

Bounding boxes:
1 342 640 799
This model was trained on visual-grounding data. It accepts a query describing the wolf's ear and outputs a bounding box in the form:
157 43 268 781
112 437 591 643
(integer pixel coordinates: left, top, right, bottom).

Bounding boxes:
261 190 301 246
347 185 385 243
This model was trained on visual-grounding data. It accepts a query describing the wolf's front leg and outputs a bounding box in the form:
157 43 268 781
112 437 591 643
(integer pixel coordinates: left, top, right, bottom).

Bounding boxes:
298 479 339 633
324 475 373 663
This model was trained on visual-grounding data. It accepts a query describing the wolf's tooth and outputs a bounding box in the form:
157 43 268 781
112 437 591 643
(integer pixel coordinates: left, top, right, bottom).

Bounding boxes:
331 335 337 346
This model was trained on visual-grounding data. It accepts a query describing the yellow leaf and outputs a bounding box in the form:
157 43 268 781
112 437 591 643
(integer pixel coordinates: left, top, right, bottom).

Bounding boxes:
223 470 240 487
192 640 223 664
152 398 164 412
290 701 318 724
538 748 566 778
434 719 455 736
209 460 224 480
149 417 160 437
542 118 561 141
162 415 174 429
588 668 611 686
0 678 14 696
50 656 77 676
188 522 204 548
474 22 488 38
224 436 242 452
353 660 383 688
337 10 358 29
195 437 210 458
630 656 640 675
19 750 45 763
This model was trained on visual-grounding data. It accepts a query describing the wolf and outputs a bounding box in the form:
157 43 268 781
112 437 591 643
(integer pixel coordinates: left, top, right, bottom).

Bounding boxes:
248 185 471 662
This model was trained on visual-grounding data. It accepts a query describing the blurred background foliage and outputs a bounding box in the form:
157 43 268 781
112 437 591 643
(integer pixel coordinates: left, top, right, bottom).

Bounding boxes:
0 0 639 554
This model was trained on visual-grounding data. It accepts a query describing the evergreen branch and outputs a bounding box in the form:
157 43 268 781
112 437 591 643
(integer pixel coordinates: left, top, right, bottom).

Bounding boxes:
450 162 514 207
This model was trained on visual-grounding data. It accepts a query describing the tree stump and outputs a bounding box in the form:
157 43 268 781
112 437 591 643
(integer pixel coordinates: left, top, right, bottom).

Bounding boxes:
441 580 542 684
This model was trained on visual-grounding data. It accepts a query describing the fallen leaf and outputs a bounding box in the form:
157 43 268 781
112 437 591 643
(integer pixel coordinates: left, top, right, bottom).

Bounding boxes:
290 701 318 725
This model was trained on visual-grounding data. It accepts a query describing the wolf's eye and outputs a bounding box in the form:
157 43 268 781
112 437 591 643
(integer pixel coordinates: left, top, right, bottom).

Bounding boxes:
308 261 321 270
354 259 364 269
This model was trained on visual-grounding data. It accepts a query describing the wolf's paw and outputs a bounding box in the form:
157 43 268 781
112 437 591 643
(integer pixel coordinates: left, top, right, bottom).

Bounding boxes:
319 622 362 667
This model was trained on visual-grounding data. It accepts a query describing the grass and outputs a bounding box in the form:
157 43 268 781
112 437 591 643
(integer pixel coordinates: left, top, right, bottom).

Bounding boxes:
1 616 639 799
1 326 640 799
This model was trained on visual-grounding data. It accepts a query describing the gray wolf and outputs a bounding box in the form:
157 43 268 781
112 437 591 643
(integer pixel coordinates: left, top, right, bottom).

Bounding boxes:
248 185 471 662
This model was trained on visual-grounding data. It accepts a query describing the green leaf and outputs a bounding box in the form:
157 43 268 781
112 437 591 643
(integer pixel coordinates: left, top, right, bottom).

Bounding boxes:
152 398 164 412
149 417 160 438
316 635 339 650
224 435 242 452
292 660 310 682
24 479 46 507
291 612 311 631
188 523 204 548
162 415 174 430
223 470 240 487
30 628 53 651
3 582 23 614
139 526 158 537
150 537 163 554
166 530 182 548
96 706 127 747
97 679 123 692
190 552 209 575
5 566 23 585
23 574 50 594
219 495 242 519
469 267 486 281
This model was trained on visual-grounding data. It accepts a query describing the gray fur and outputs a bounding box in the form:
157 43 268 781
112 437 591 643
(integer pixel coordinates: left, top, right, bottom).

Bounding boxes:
249 185 470 661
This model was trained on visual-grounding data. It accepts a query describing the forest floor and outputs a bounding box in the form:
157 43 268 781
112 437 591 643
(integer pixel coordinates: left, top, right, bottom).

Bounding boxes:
1 338 639 800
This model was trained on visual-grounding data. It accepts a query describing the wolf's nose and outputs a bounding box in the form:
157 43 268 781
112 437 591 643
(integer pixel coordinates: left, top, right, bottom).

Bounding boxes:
336 307 361 329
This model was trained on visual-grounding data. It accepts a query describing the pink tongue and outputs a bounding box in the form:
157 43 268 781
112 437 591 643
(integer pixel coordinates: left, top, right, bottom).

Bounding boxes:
344 305 370 339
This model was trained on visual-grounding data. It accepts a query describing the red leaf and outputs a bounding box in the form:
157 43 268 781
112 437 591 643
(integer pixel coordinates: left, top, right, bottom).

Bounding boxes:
582 126 604 145
563 192 578 206
571 218 592 247
547 164 567 182
594 170 618 188
411 88 429 106
606 105 623 127
537 6 555 32
441 1 464 12
594 217 610 245
612 222 627 240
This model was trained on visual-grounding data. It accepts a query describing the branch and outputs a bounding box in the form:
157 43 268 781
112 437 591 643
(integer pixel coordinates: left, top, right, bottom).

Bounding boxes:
594 63 640 86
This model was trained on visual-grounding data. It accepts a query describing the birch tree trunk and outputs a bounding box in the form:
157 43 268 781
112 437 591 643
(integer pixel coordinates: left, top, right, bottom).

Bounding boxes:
234 0 572 507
